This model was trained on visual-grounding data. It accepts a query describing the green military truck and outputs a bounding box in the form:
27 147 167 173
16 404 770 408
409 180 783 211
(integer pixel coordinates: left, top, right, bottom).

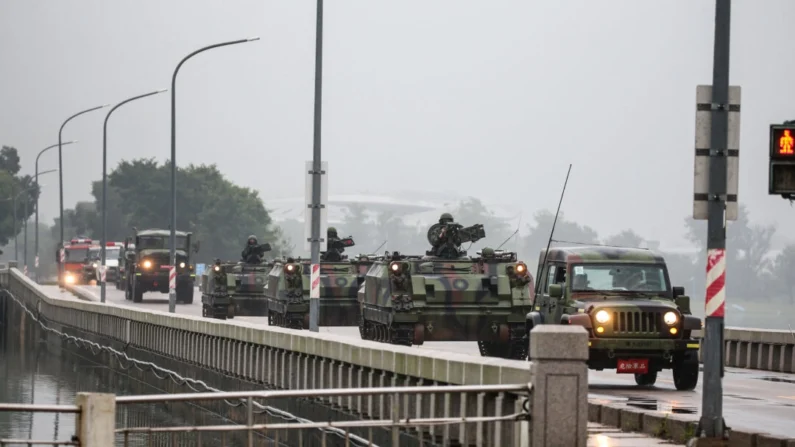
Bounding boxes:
123 229 199 304
526 245 702 390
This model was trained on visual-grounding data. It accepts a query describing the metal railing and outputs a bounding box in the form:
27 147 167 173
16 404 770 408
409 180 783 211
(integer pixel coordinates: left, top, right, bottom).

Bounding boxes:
115 384 531 446
0 403 81 446
0 384 530 447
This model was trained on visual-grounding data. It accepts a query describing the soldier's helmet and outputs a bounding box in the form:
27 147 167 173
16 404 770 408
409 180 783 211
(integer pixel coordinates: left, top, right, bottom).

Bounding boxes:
247 235 258 245
481 247 495 258
327 227 338 238
439 213 454 224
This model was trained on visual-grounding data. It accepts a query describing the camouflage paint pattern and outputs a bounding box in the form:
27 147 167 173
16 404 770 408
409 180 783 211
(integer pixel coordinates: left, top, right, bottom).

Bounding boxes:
200 261 270 318
359 252 534 344
530 245 702 371
266 254 381 328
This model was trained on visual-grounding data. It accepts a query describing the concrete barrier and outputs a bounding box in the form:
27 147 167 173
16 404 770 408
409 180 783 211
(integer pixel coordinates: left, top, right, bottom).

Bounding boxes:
692 328 795 373
0 264 590 447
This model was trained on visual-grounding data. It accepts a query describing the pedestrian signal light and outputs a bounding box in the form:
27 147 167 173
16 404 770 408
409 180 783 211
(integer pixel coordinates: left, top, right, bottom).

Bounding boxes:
769 124 795 196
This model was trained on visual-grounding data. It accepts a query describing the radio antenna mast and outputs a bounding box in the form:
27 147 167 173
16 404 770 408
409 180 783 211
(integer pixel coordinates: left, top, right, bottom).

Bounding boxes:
535 164 572 298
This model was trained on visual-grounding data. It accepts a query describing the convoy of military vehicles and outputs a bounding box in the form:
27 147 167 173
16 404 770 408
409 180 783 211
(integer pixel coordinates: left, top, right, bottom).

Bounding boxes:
52 211 701 389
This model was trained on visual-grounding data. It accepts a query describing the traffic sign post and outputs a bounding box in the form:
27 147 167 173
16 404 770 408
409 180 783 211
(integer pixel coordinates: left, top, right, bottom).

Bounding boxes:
768 121 795 200
691 1 733 444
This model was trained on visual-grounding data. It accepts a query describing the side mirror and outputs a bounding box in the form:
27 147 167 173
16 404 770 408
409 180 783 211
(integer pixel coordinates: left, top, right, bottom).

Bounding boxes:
192 242 201 253
548 283 563 299
672 286 685 298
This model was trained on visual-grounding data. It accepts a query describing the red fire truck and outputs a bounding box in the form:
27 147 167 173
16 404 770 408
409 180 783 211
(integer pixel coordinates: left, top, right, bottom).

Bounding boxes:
57 237 98 286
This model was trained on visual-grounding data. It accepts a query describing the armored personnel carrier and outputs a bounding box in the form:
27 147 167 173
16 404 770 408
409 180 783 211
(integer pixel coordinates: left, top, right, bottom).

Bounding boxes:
526 245 702 390
357 219 535 360
200 242 272 320
265 235 383 329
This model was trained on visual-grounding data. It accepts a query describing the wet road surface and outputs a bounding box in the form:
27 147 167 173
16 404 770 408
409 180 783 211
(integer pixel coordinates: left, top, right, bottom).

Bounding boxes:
44 284 795 440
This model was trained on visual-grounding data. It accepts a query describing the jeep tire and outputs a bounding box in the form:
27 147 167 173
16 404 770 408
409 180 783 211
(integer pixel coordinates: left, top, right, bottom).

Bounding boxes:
672 351 699 391
634 371 658 386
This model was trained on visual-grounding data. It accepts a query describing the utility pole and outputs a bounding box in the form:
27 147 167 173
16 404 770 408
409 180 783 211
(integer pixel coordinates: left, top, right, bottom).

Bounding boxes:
307 0 327 332
691 0 735 443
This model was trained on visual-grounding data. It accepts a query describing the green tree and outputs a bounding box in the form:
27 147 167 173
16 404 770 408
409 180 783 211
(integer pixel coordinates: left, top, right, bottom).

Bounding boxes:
603 229 644 248
771 245 795 305
684 205 775 299
520 210 600 272
55 158 289 263
0 146 39 248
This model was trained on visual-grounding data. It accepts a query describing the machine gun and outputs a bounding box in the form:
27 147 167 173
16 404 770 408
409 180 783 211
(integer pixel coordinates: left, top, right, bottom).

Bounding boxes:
320 236 355 262
242 242 272 264
426 223 486 259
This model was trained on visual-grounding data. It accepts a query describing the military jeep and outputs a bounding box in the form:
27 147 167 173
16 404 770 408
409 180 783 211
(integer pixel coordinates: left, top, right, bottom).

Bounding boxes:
526 246 702 390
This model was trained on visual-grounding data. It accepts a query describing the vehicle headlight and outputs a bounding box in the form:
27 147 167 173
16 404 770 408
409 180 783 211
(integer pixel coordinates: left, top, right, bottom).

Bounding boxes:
663 311 678 325
595 310 610 324
64 273 75 284
179 262 185 268
142 260 152 269
92 262 98 268
213 265 221 272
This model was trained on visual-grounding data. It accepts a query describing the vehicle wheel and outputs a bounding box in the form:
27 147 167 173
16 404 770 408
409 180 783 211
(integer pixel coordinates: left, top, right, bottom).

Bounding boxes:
673 351 699 391
132 281 143 303
634 371 658 386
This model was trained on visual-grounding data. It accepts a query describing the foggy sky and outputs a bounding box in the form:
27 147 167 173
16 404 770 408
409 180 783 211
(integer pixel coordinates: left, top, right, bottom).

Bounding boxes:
2 0 793 248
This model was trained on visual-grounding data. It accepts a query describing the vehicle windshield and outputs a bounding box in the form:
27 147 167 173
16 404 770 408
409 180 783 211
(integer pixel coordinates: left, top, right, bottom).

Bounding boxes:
106 248 120 259
570 263 669 294
64 248 88 262
137 236 188 251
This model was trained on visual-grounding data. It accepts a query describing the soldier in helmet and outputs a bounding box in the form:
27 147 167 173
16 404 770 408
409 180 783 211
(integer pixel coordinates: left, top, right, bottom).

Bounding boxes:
241 235 265 264
321 227 343 262
428 212 463 259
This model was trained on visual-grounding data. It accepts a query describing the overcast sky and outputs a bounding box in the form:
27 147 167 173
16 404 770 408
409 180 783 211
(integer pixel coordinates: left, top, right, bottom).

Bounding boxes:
2 0 793 247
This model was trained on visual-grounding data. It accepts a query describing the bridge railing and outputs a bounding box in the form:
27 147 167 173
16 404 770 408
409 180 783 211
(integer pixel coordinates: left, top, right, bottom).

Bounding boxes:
0 263 590 447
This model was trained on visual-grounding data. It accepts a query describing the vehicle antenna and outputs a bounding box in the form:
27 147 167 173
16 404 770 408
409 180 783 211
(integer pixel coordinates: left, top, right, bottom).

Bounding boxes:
372 239 387 254
535 164 572 299
497 214 523 250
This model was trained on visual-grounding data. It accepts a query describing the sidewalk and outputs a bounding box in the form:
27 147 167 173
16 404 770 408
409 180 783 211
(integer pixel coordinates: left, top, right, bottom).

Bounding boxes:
589 422 682 446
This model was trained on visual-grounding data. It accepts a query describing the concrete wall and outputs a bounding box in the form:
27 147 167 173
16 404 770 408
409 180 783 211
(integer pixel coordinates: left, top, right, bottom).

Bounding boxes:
0 265 591 447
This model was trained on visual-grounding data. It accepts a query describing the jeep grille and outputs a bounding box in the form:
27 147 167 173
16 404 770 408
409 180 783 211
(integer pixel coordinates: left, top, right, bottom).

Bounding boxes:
611 311 662 335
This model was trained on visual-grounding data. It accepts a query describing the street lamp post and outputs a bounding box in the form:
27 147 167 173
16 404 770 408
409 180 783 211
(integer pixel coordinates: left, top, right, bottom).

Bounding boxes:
168 37 259 313
100 89 168 303
24 169 57 272
308 0 324 332
35 142 76 282
58 104 110 285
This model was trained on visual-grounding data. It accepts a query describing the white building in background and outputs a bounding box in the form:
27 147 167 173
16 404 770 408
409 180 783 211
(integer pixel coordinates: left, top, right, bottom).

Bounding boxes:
266 190 524 230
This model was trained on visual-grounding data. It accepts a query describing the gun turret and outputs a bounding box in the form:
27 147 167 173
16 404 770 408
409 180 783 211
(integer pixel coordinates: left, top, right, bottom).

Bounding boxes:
242 242 272 264
426 223 486 259
321 236 355 262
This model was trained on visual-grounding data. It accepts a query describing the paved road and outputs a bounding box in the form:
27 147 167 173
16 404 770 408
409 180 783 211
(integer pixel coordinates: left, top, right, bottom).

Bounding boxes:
43 285 795 440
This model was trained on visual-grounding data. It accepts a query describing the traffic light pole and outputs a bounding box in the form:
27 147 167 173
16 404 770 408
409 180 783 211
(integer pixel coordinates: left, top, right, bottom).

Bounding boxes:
698 0 730 442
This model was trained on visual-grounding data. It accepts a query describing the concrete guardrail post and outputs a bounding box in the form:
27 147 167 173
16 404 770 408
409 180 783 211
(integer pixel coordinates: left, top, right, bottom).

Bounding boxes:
7 261 17 269
529 325 589 447
75 392 116 446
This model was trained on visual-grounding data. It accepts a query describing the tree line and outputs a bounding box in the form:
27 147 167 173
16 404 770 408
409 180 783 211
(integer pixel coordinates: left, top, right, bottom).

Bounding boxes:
1 146 792 311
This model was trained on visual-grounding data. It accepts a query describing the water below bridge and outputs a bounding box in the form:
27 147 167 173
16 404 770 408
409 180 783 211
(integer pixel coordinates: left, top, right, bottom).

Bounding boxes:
0 305 397 447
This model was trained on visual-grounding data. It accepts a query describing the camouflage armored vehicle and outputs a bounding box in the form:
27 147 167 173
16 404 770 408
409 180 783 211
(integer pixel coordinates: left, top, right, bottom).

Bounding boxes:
265 233 377 329
201 242 273 320
123 229 199 304
526 245 701 390
358 216 534 360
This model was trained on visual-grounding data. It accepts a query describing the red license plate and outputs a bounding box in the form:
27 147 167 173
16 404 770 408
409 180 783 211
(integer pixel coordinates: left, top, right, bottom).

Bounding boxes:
616 359 649 374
